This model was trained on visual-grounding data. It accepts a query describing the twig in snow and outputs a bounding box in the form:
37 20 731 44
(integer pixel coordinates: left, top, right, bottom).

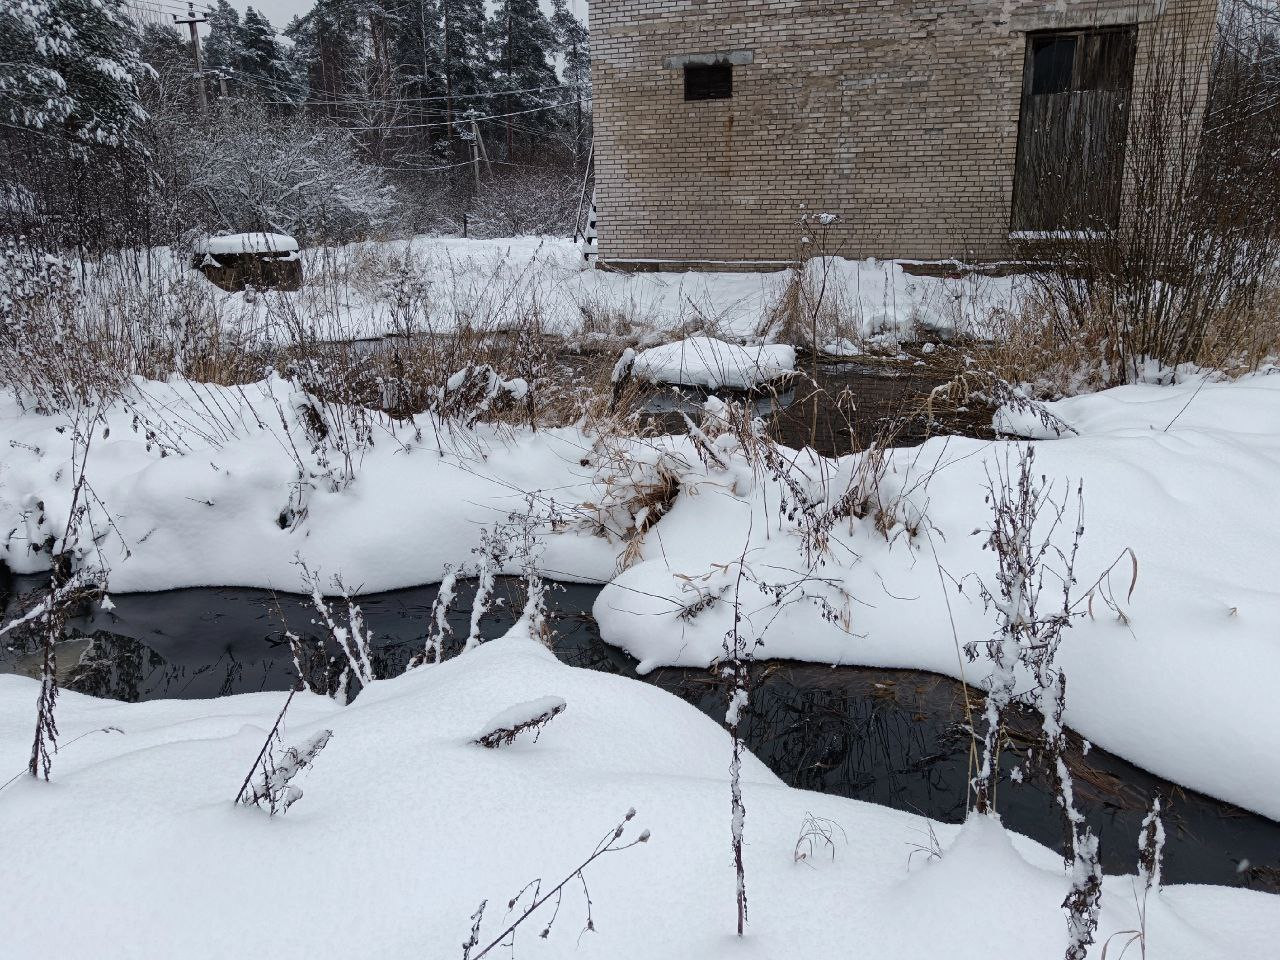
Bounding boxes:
461 808 650 959
472 696 566 749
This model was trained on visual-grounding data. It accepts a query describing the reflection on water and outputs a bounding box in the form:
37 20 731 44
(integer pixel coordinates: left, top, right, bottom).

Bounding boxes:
1 573 1277 893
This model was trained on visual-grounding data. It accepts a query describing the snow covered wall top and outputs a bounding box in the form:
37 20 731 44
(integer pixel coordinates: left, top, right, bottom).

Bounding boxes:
194 233 299 255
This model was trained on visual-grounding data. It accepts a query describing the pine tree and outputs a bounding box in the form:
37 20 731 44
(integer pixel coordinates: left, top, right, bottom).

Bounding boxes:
488 0 558 159
285 0 368 120
551 0 589 91
386 0 449 160
551 0 590 165
435 0 491 161
440 0 491 104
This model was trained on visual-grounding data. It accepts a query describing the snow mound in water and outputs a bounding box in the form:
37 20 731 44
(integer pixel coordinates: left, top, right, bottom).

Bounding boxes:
631 337 795 389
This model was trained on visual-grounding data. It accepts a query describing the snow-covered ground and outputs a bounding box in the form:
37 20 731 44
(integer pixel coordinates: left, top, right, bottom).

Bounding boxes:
2 632 1277 959
1 365 1277 827
115 236 1019 346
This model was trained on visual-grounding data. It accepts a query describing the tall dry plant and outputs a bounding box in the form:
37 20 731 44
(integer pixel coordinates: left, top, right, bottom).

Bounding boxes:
0 408 111 779
964 446 1144 960
461 809 650 960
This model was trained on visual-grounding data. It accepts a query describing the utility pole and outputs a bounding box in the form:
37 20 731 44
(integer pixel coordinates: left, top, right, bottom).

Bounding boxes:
173 1 209 115
472 120 492 178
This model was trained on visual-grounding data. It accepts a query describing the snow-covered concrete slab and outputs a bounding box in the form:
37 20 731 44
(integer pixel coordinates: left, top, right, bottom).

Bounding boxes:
194 232 299 255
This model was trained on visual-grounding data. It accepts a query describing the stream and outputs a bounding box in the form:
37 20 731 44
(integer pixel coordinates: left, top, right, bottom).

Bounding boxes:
2 572 1277 894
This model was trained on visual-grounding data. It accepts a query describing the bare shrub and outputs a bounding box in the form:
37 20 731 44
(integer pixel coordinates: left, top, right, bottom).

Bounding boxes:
149 102 398 244
1021 11 1280 383
466 169 582 239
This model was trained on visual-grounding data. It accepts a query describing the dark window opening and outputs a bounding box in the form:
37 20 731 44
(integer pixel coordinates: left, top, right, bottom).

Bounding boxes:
1028 28 1136 95
684 62 732 101
1012 26 1138 231
1030 35 1076 95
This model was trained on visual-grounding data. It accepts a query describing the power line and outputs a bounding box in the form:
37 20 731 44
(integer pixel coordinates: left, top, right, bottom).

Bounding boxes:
226 74 579 108
338 97 591 132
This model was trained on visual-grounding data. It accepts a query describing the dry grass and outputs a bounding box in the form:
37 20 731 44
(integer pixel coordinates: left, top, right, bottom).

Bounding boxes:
968 275 1280 396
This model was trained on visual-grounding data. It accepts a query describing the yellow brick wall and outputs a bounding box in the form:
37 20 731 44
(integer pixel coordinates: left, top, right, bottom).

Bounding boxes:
588 0 1219 267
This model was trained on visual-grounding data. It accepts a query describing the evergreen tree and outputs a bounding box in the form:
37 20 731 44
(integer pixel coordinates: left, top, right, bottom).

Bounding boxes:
239 7 294 102
0 0 148 149
551 0 590 164
551 0 589 91
202 0 244 91
487 0 558 158
440 0 490 104
140 22 189 75
384 0 448 160
285 0 367 119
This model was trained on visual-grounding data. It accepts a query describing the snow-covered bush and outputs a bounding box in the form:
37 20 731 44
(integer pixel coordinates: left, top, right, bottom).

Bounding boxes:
149 104 397 244
239 729 332 816
302 570 377 703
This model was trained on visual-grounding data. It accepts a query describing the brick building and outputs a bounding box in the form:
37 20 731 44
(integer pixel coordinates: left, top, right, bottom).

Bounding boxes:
587 0 1219 269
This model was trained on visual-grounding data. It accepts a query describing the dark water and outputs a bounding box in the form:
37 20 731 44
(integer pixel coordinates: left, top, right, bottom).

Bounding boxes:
631 350 992 457
2 572 1277 893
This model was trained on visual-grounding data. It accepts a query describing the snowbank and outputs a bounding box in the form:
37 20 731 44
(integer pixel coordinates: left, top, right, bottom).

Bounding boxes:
592 372 1280 821
129 236 1017 344
1 635 1274 959
0 376 618 592
631 337 796 389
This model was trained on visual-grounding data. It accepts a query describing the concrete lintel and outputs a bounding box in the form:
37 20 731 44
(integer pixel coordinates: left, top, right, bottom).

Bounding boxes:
662 50 755 69
1007 5 1158 32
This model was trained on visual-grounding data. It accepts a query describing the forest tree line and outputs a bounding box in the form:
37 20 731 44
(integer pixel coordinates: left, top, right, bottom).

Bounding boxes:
0 0 592 252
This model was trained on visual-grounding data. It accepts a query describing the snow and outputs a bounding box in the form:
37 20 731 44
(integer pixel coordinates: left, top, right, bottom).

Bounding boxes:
104 236 1017 345
1 365 1278 825
194 232 299 255
630 337 796 390
1 633 1276 959
0 376 619 592
591 371 1280 821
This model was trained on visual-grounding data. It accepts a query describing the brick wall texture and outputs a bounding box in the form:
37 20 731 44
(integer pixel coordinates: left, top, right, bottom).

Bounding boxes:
588 0 1219 267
